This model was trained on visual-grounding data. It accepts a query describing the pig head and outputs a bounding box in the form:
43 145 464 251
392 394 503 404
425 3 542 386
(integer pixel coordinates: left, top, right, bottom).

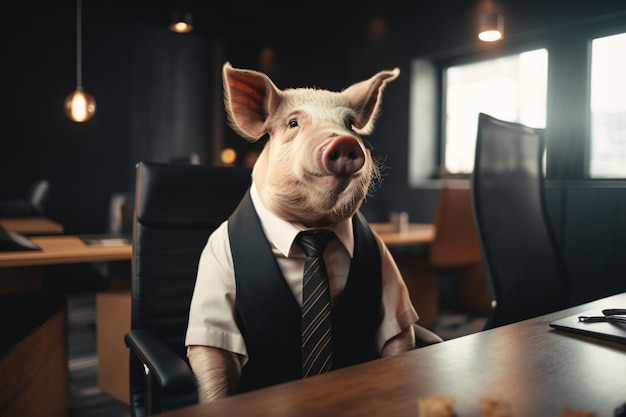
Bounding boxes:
223 62 399 227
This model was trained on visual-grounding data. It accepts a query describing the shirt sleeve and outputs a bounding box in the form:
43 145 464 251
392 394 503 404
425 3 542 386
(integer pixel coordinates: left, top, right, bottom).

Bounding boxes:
185 221 248 361
374 232 420 351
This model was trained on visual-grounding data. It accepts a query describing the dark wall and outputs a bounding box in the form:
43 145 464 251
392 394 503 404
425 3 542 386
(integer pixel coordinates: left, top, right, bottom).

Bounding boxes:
1 2 213 234
558 185 626 304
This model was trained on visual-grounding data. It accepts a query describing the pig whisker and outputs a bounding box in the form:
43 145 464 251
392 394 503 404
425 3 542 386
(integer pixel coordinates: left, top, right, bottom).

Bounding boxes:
366 155 385 196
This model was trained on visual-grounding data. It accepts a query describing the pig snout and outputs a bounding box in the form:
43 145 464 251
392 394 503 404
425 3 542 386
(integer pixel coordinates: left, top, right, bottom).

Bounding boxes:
321 136 366 175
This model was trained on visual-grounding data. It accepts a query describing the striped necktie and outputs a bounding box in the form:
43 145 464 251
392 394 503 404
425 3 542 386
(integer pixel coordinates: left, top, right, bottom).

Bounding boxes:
296 229 335 377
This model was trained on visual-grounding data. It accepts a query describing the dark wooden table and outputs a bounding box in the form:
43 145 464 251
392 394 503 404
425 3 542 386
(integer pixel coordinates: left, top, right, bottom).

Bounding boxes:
159 292 626 417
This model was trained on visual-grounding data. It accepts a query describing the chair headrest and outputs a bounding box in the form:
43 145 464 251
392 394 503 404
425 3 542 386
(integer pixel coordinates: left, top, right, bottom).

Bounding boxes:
135 162 252 228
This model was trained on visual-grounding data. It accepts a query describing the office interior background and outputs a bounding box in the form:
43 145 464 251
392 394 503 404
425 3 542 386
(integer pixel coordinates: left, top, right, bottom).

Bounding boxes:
1 0 625 307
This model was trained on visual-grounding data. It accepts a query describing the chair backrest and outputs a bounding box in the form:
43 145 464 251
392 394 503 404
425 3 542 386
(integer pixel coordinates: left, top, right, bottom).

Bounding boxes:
129 161 251 415
108 192 135 235
0 179 49 218
428 184 482 268
27 179 50 215
472 113 570 329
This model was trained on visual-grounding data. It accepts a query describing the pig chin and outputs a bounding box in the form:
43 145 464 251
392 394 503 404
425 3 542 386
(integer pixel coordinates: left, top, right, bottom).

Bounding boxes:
268 173 370 226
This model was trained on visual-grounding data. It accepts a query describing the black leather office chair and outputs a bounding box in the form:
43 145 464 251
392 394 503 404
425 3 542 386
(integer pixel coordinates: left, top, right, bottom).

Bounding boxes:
124 161 441 416
472 113 570 329
124 161 252 417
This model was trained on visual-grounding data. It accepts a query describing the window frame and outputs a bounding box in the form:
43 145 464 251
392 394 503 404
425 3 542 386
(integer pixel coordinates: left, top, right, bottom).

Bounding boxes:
440 46 549 176
586 28 626 179
408 16 626 185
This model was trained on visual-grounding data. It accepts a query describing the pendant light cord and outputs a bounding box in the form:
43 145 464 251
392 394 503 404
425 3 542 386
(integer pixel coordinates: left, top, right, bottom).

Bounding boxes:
76 0 83 89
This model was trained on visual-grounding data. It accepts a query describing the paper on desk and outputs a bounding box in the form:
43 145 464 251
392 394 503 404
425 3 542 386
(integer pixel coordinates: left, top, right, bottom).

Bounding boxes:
82 237 129 247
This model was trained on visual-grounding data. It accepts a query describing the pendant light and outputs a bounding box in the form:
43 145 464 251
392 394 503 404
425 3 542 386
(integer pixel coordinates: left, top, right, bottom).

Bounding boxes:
478 11 504 42
169 12 194 33
64 0 96 122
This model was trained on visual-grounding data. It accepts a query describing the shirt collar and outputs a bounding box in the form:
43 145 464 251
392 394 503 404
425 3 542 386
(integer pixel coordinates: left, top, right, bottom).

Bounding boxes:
250 182 355 258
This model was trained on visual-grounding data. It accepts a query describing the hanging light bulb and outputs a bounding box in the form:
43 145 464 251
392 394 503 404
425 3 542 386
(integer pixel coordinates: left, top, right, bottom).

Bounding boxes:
65 0 96 122
65 87 96 122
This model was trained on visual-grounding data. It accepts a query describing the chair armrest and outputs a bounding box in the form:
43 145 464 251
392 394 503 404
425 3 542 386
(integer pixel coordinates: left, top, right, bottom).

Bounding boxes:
124 329 196 395
413 323 444 348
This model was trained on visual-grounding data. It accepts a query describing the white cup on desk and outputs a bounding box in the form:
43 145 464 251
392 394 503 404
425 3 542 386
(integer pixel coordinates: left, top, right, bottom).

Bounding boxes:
390 211 409 233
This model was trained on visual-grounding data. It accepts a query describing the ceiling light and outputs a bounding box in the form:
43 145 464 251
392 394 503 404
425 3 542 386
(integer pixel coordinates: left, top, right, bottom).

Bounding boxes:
478 11 504 42
170 12 193 33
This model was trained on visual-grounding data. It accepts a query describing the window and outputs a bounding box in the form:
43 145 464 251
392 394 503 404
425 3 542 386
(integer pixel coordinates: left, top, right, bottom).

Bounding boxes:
589 32 626 178
443 49 548 174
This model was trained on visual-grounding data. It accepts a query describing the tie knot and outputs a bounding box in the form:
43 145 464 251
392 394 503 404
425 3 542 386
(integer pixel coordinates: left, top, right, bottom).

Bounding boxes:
296 230 335 257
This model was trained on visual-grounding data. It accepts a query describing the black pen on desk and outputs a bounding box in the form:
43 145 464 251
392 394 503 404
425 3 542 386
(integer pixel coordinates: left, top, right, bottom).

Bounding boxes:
578 315 626 324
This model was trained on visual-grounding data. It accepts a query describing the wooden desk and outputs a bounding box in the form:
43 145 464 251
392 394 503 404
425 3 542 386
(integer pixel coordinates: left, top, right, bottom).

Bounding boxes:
0 235 132 404
370 222 435 247
0 217 64 235
159 292 626 417
0 235 132 417
0 235 132 293
0 235 131 267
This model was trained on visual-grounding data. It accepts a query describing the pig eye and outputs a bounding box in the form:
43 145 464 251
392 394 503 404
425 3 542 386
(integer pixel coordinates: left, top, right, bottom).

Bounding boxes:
288 119 299 128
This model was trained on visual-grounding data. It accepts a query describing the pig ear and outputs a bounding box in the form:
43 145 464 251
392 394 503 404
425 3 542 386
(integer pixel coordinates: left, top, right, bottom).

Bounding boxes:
223 62 283 141
342 68 400 135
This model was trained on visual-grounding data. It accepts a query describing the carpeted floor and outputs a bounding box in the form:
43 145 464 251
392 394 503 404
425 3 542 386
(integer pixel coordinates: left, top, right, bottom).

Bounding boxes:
67 292 487 417
68 293 130 417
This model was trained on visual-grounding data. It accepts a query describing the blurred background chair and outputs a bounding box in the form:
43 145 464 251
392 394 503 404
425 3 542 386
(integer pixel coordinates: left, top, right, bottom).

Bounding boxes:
108 192 136 238
124 161 252 416
0 179 50 217
423 184 492 315
84 191 137 309
471 113 571 329
394 184 492 329
103 191 135 288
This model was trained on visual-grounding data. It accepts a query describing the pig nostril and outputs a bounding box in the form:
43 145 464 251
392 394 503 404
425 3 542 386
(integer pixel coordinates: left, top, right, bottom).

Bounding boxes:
331 151 340 160
348 151 357 160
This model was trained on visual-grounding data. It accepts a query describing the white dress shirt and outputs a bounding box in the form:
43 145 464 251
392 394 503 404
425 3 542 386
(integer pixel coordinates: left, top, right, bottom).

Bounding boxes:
185 182 418 365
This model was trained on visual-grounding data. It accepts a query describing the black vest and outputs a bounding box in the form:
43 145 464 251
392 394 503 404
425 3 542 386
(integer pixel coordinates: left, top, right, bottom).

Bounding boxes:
228 190 383 393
